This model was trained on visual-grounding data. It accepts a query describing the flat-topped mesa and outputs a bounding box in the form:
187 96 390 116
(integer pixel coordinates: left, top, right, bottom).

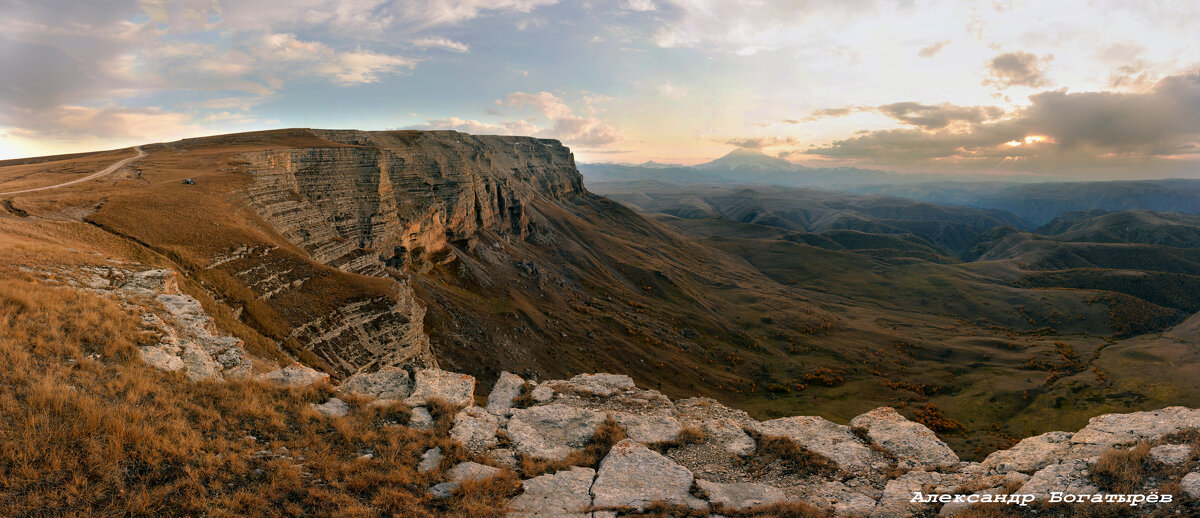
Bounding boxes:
238 129 583 276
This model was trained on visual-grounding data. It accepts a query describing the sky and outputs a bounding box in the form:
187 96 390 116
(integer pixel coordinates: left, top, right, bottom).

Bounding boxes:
0 0 1198 179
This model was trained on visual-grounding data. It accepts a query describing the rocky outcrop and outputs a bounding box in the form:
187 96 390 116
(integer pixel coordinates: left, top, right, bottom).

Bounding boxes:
308 367 1200 517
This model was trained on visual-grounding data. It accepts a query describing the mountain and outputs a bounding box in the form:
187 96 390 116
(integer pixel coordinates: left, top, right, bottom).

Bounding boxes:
692 147 796 171
853 179 1200 226
580 148 894 188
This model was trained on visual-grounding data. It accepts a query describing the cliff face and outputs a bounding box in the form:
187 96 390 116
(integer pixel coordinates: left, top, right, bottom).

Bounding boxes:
239 130 582 276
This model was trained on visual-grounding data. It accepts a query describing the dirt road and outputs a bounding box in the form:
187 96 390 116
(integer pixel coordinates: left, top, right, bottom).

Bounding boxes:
0 146 145 196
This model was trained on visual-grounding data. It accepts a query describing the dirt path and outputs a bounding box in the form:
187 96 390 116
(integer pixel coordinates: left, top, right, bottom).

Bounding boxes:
0 146 145 196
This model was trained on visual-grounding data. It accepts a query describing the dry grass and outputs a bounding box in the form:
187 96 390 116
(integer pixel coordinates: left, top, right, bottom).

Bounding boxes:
0 275 517 517
647 425 706 453
741 430 840 478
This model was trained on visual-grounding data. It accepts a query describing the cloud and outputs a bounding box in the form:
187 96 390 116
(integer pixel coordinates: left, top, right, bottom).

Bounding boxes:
619 0 657 11
917 40 950 58
650 0 883 55
876 102 1004 130
983 51 1053 89
411 37 470 53
725 136 798 149
507 91 622 147
410 117 538 135
803 71 1200 174
1 104 202 141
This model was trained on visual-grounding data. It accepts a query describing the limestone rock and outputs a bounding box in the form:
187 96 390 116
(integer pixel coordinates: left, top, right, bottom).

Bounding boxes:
1017 459 1099 500
591 439 705 510
485 371 525 415
1149 444 1191 465
429 461 503 498
450 406 500 453
751 416 885 474
139 345 184 372
509 467 595 517
1070 407 1200 449
508 404 605 461
418 447 443 473
702 418 756 456
556 373 636 397
850 407 959 469
1181 472 1200 499
489 448 519 470
870 471 951 518
339 367 412 400
258 362 330 387
614 412 681 445
805 480 878 517
312 397 350 417
409 407 434 430
939 487 1005 516
531 385 554 403
696 479 785 510
404 368 475 408
982 431 1074 473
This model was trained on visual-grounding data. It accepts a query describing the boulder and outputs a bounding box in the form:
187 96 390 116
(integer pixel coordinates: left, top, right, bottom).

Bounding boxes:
1149 444 1191 465
258 362 330 387
1070 407 1200 449
409 407 435 430
1182 472 1200 499
339 367 412 400
404 369 476 408
180 343 219 381
870 471 954 518
508 404 605 461
751 415 886 474
418 447 443 473
805 480 878 517
311 397 350 418
703 418 756 456
614 412 681 445
696 479 785 510
1017 459 1099 500
508 467 595 517
850 407 959 469
591 439 706 510
485 371 525 414
981 431 1073 473
139 345 184 372
531 384 554 403
429 461 503 498
557 373 636 397
450 406 501 453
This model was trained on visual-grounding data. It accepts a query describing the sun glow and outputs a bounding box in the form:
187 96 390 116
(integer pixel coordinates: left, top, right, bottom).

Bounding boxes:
1004 135 1050 148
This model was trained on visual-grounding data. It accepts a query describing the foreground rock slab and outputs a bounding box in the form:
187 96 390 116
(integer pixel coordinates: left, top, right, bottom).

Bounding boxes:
590 439 705 510
507 404 605 461
508 467 595 517
258 362 330 387
850 407 959 468
405 368 476 408
339 367 412 400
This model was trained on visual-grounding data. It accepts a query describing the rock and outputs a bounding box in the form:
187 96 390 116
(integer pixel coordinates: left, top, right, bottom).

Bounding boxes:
939 487 1004 516
591 439 706 510
485 371 525 414
121 268 180 296
850 407 959 468
1017 459 1099 500
531 385 554 403
870 471 950 518
981 431 1073 473
450 406 500 453
409 407 435 430
1070 407 1200 449
404 368 476 408
339 367 412 400
180 343 219 381
258 362 330 387
418 447 443 473
311 397 350 417
429 461 503 498
1149 444 1191 465
508 467 595 517
702 419 756 456
805 480 878 517
751 416 885 474
490 448 519 470
558 373 636 397
614 412 681 444
508 404 605 461
139 345 184 372
1181 472 1200 499
696 479 785 510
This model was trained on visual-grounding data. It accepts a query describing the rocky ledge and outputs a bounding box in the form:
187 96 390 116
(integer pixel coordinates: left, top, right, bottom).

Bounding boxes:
260 364 1200 517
